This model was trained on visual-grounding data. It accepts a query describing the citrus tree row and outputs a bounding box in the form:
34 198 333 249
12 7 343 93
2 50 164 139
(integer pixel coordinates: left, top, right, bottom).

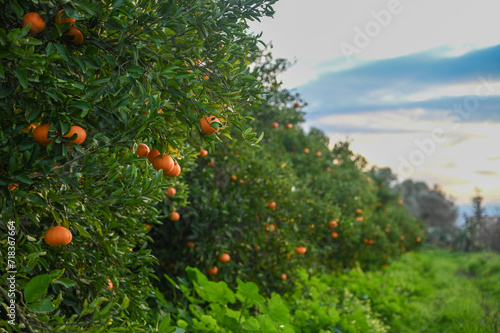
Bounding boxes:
148 53 424 297
0 0 277 331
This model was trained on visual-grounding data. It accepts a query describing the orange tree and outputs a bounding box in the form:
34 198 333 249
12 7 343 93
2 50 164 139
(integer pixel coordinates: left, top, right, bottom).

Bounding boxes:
0 0 277 331
149 54 425 298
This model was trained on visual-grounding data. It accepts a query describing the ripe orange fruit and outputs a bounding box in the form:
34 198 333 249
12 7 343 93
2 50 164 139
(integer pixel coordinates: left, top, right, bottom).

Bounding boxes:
355 216 364 222
281 273 287 280
330 232 338 239
230 175 237 181
355 208 362 214
266 202 276 210
169 211 180 221
218 253 230 263
23 13 45 34
416 237 421 242
106 278 113 290
64 27 84 45
147 149 161 163
315 151 322 157
63 126 86 144
8 183 18 191
163 161 181 177
295 246 307 255
206 266 218 275
200 115 221 135
368 239 374 245
363 238 369 244
328 220 338 228
166 187 176 197
199 149 208 157
398 199 404 205
293 102 300 108
55 9 75 26
187 241 195 248
145 224 151 229
153 154 174 172
209 160 215 168
135 143 150 157
44 226 72 246
284 124 293 130
385 228 390 233
22 124 36 133
271 122 279 129
303 148 310 154
265 224 276 232
33 124 52 146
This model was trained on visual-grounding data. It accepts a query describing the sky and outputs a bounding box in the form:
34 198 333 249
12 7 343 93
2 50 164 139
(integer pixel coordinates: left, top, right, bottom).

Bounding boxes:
249 0 500 208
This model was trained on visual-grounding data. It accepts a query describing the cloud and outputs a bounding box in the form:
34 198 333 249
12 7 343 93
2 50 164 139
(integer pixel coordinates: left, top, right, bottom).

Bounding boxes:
487 156 500 161
474 170 499 177
299 44 500 122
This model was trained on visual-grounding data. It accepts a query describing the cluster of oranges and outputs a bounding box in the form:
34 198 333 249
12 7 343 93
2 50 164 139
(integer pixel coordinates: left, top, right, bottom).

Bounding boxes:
271 122 293 130
32 124 87 147
22 10 84 45
135 143 181 178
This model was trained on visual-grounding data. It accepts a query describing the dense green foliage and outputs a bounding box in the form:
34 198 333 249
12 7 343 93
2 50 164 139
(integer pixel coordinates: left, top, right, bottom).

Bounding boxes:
150 54 425 296
2 1 428 332
150 249 500 332
0 0 275 331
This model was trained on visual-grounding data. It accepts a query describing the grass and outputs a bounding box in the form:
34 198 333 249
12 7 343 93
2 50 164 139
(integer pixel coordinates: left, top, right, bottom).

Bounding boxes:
334 247 500 332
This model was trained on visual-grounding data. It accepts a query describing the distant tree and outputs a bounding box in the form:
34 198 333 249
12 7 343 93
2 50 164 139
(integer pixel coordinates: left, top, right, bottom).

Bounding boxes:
466 188 500 252
394 179 458 244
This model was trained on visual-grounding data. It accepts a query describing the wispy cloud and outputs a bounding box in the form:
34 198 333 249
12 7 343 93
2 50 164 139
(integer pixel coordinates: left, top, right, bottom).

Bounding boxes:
475 170 499 177
299 45 500 123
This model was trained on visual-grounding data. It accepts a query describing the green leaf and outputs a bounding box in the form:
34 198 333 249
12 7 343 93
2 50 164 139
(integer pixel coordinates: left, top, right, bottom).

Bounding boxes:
14 69 28 89
54 278 77 288
74 223 91 238
242 317 261 332
261 293 290 324
199 281 235 305
27 298 55 313
24 274 50 303
49 269 65 281
70 101 91 111
236 279 265 307
118 297 130 310
186 267 209 286
14 172 34 184
54 43 72 63
78 1 97 15
158 314 171 332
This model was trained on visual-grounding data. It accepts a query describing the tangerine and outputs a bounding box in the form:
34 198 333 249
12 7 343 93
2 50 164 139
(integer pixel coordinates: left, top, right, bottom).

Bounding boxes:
153 154 174 172
33 124 52 146
200 115 221 135
55 9 75 26
199 149 208 157
206 266 218 275
135 143 150 157
147 149 160 163
63 126 86 144
64 27 84 45
169 211 180 221
163 161 181 177
218 253 230 263
23 13 45 34
44 226 72 246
